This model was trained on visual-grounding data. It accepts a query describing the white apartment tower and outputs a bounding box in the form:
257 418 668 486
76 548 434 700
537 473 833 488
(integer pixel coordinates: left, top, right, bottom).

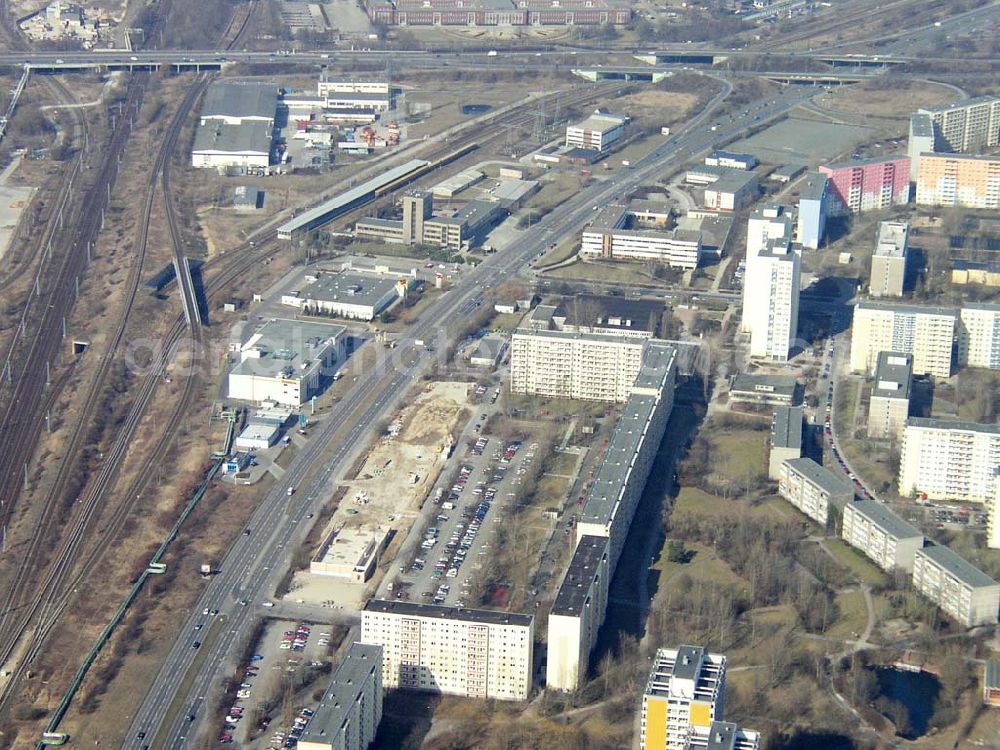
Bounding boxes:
744 238 801 361
899 418 1000 504
959 304 1000 370
741 204 796 333
850 302 957 378
870 220 909 297
640 646 727 750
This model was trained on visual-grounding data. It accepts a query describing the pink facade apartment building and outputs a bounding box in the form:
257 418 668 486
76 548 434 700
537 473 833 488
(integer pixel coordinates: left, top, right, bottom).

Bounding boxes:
818 156 911 216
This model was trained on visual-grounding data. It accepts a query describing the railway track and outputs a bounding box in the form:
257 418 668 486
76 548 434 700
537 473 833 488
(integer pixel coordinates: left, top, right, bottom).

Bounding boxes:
754 0 923 49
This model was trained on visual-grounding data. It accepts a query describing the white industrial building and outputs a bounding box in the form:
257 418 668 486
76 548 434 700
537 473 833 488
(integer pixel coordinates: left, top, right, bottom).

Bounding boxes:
298 643 383 750
899 418 1000 504
431 169 484 198
580 204 702 269
280 271 409 321
778 457 853 526
227 319 346 407
234 416 284 451
959 303 1000 370
565 109 627 152
912 545 1000 628
703 170 758 211
361 601 533 700
192 81 277 171
841 498 924 572
850 302 958 378
310 525 389 582
705 150 757 170
200 81 278 126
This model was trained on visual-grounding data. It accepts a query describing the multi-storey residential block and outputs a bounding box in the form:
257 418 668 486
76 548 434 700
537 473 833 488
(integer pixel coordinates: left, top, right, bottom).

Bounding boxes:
916 153 1000 209
565 109 628 152
546 535 609 691
841 498 924 572
984 661 1000 707
796 171 828 250
912 545 1000 627
580 204 702 269
899 418 1000 504
741 204 796 333
361 601 533 700
986 472 1000 550
744 238 800 361
298 643 383 750
918 95 1000 154
907 112 937 179
870 221 909 297
959 303 1000 370
867 351 912 440
687 722 761 750
768 405 803 480
640 646 727 750
818 156 910 215
849 302 957 378
778 457 853 526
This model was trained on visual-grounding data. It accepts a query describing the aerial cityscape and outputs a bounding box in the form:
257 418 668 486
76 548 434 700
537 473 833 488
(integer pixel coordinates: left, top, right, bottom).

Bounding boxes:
1 1 1000 749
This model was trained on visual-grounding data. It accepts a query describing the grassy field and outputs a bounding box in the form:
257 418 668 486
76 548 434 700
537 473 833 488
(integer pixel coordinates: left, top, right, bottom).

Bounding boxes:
822 538 890 587
544 258 656 285
536 237 578 267
651 540 745 589
710 429 767 481
545 450 579 477
826 589 869 640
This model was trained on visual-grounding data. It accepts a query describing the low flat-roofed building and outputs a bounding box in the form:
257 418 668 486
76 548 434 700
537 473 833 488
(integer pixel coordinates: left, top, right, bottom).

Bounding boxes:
686 164 728 186
705 150 757 170
280 271 406 321
200 80 278 126
297 643 382 750
580 204 701 269
912 544 1000 627
728 373 799 407
361 600 534 700
556 294 660 339
952 260 1000 287
703 171 759 212
640 646 727 750
841 498 924 572
317 76 390 97
192 121 272 171
984 661 1000 707
768 405 803 480
421 200 507 251
870 221 909 297
546 535 610 691
493 178 540 208
778 457 853 526
324 91 391 112
868 351 912 440
233 185 263 211
565 109 627 152
770 163 806 183
354 217 406 244
469 334 509 368
310 525 390 582
687 722 761 750
234 416 283 451
431 169 485 198
227 318 346 407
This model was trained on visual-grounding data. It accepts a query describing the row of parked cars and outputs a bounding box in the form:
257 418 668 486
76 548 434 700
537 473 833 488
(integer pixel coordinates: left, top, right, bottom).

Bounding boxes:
268 707 315 749
218 660 262 744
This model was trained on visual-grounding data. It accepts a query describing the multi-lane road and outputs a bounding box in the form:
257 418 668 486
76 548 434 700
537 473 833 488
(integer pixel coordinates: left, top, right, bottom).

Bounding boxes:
122 78 817 749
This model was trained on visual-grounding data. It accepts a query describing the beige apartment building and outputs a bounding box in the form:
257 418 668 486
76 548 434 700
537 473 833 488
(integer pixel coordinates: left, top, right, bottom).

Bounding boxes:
869 221 909 297
912 545 1000 628
867 351 912 440
918 95 1000 154
899 418 1000 504
959 303 1000 370
778 457 854 527
916 153 1000 209
850 302 957 378
841 499 924 572
361 601 533 700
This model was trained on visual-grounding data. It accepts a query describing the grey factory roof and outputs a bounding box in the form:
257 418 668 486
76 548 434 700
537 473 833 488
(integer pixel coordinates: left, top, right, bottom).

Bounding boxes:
772 163 806 180
799 171 828 201
872 351 912 400
570 109 627 133
277 159 428 236
919 94 1000 114
784 457 854 497
986 660 1000 690
589 203 629 231
708 149 756 165
363 599 534 626
730 373 799 399
445 199 504 229
628 199 673 216
551 535 608 617
687 164 728 178
906 417 1000 435
493 178 538 204
296 272 399 307
201 81 278 121
230 318 345 381
910 113 935 138
298 643 382 746
846 498 923 541
192 121 272 155
918 544 999 589
856 300 958 317
771 406 803 450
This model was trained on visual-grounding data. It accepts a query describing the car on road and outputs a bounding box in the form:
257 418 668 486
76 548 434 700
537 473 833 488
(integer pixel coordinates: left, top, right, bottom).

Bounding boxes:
192 641 201 649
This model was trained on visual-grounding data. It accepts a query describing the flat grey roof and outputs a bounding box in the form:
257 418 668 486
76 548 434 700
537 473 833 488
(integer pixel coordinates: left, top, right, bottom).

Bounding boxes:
771 405 803 450
551 535 608 616
201 81 277 121
356 217 404 230
910 113 935 138
628 199 672 215
907 417 1000 435
847 498 923 540
799 171 828 200
672 645 707 681
363 599 534 626
784 457 853 497
986 660 1000 690
823 154 909 170
296 272 399 307
918 544 999 589
730 373 798 397
192 121 272 155
299 643 382 745
570 110 627 133
919 94 1000 114
471 335 507 361
277 159 429 236
962 301 1000 311
705 170 757 193
873 351 912 400
708 150 756 164
493 179 538 203
633 340 677 391
230 318 345 381
856 300 958 317
772 163 806 178
446 199 504 229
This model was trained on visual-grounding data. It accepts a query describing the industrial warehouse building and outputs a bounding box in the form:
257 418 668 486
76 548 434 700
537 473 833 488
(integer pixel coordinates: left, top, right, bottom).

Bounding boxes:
280 271 409 321
298 643 383 750
191 81 278 172
227 319 346 407
360 601 534 700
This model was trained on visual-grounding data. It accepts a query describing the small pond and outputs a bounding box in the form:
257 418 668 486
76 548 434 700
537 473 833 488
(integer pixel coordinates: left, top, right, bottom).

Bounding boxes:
871 666 942 739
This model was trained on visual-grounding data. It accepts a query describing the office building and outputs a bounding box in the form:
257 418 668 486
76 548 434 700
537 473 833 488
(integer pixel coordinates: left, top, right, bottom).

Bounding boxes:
367 0 631 27
356 191 507 251
912 545 1000 627
705 150 757 170
899 418 1000 504
580 204 702 269
317 77 390 97
916 153 1000 209
546 535 609 691
796 171 828 250
640 646 726 750
298 643 382 750
984 661 1000 707
280 271 408 321
959 304 1000 370
227 319 346 406
850 302 957 378
952 260 1000 288
841 498 924 572
917 95 1000 154
728 373 798 407
778 457 853 526
818 156 910 216
741 204 796 332
565 109 628 152
687 723 761 750
744 238 800 361
769 405 803 480
310 525 389 582
361 601 533 700
867 351 912 440
870 221 909 297
703 170 758 212
907 113 937 179
402 191 432 244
